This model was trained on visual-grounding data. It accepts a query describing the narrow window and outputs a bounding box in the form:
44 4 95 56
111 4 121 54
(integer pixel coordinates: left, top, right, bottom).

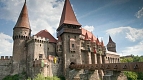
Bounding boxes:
72 44 74 48
39 54 43 59
74 36 76 39
68 35 70 38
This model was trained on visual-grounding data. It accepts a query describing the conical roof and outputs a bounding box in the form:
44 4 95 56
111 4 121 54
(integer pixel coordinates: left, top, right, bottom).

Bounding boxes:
96 38 100 45
91 35 95 42
108 35 115 43
57 0 81 30
84 32 89 40
14 1 30 29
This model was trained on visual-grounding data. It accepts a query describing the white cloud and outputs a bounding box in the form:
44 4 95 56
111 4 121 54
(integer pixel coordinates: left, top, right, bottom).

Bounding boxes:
135 7 143 18
106 26 143 42
0 0 64 35
0 33 13 56
121 40 143 56
83 25 94 32
106 26 143 56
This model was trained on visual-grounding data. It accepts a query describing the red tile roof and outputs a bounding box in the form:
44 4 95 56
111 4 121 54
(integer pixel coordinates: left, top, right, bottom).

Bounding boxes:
14 1 30 29
35 30 57 43
57 0 81 30
81 28 97 41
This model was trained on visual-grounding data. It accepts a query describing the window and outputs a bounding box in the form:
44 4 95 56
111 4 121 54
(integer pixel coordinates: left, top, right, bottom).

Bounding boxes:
74 36 76 39
39 54 43 59
72 44 74 48
87 45 89 47
59 45 62 51
81 42 84 47
68 35 70 38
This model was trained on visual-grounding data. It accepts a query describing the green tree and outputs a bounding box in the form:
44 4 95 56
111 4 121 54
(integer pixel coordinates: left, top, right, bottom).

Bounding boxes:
124 71 137 80
121 55 143 80
27 73 60 80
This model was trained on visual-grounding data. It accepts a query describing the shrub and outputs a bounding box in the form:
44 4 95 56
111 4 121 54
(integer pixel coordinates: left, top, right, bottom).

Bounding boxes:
27 73 61 80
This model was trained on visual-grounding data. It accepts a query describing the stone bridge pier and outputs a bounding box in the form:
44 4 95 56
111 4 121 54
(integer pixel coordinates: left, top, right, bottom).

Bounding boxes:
103 71 127 80
68 69 127 80
68 69 100 80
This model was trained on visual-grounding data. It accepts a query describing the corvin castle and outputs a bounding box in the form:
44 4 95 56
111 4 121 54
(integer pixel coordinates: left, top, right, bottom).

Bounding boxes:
0 0 127 80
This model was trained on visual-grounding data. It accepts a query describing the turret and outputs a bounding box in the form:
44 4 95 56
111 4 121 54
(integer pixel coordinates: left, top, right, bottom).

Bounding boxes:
107 36 116 52
12 1 31 74
56 0 82 78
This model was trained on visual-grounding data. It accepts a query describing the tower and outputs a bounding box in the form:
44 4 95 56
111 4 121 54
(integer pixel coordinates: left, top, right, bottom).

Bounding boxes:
12 1 31 74
57 0 82 78
107 36 116 52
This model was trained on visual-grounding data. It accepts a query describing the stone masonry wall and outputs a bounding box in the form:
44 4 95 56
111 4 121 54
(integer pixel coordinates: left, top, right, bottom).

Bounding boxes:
0 56 12 80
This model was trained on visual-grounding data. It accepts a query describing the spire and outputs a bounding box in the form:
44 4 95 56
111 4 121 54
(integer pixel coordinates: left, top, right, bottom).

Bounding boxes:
91 35 95 42
91 35 94 42
96 38 100 45
14 1 30 29
84 32 89 40
57 0 81 30
101 39 104 47
109 35 114 43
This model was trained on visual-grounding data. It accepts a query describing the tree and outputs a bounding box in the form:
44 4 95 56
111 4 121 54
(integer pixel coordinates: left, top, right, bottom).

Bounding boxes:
121 55 143 80
124 71 137 80
27 73 60 80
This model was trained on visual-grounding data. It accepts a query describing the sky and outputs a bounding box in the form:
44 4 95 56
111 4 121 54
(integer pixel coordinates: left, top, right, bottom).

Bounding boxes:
0 0 143 56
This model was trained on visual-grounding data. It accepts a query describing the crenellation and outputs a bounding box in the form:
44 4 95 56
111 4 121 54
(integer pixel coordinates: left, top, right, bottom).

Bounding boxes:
13 35 30 40
0 56 12 60
27 35 49 43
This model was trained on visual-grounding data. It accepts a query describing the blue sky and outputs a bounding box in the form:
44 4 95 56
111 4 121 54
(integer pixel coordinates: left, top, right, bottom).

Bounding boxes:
0 0 143 56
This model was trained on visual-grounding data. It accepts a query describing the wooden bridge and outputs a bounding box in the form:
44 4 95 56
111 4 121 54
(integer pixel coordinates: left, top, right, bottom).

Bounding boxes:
69 62 143 72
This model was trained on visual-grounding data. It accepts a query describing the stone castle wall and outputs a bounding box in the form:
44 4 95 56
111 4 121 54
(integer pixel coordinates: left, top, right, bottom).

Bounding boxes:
0 56 12 80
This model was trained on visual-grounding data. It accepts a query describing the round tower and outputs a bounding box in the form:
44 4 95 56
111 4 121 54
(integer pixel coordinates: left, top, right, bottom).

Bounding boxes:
12 1 31 74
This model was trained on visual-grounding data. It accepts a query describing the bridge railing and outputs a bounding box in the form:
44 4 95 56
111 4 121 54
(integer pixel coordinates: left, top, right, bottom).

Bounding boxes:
69 62 143 72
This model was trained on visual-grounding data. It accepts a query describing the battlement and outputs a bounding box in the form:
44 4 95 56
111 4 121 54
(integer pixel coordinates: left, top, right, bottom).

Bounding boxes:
27 35 49 43
13 35 30 40
0 56 12 60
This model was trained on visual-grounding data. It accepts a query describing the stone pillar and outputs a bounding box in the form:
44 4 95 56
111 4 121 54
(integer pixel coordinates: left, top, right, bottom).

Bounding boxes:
88 53 100 80
97 54 104 80
87 52 92 64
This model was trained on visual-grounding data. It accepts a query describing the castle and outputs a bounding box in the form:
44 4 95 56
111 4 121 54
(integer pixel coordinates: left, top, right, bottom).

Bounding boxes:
0 0 126 80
